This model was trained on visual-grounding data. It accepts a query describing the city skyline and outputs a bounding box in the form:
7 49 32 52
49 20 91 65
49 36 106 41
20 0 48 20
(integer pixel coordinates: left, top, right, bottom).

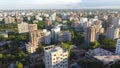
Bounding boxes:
0 0 120 9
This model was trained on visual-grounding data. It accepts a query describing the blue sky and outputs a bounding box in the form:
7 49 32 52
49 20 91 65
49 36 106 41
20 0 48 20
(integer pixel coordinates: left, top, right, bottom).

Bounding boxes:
0 0 120 9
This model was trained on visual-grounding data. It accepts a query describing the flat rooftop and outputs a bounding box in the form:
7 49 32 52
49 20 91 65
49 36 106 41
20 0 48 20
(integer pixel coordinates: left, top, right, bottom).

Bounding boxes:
87 48 115 56
86 48 120 65
44 45 67 53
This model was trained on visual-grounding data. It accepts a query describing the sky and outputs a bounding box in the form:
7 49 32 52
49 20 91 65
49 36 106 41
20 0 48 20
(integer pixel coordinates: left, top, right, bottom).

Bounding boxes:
0 0 120 9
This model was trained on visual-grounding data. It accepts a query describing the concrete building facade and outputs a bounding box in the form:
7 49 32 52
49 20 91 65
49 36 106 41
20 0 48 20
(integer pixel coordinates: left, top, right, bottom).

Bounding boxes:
116 39 120 55
44 45 68 68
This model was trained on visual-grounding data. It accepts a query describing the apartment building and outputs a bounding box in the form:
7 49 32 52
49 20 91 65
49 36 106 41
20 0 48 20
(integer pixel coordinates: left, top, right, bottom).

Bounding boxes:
44 45 68 68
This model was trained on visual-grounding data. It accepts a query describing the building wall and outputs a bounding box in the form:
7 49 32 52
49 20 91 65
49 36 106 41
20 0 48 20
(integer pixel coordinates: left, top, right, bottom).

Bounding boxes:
85 26 98 44
106 26 119 40
116 39 120 55
44 46 68 68
18 22 29 33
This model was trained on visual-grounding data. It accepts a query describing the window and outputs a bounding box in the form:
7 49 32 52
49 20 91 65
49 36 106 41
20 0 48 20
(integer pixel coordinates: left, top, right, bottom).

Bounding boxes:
54 54 56 56
53 62 56 64
53 58 55 60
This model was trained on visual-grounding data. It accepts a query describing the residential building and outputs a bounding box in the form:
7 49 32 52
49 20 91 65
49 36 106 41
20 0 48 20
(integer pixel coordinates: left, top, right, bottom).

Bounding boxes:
18 22 29 33
51 26 61 41
18 23 37 33
80 18 88 26
4 16 15 24
115 39 120 55
106 25 119 40
84 26 99 44
43 29 51 45
27 29 51 53
29 30 44 46
86 48 120 65
56 31 71 43
112 17 120 27
45 19 52 29
28 24 38 32
94 20 103 28
44 45 68 68
26 42 38 53
71 18 79 28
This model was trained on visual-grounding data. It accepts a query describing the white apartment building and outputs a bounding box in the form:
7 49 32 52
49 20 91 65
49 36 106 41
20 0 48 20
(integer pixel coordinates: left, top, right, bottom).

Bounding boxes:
51 13 56 21
43 29 51 45
80 18 88 26
44 45 68 68
51 26 61 41
116 39 120 55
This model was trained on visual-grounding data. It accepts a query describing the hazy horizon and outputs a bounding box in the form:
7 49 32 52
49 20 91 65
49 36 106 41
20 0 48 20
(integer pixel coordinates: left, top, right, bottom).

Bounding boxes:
0 0 120 9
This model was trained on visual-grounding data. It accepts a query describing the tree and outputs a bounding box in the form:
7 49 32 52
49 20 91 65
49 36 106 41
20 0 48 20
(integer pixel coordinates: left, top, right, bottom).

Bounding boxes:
61 42 72 52
36 47 43 53
61 42 72 57
36 21 45 29
0 53 3 59
88 41 100 49
102 39 116 49
16 62 23 68
33 62 45 68
28 16 36 23
18 51 25 60
70 51 77 60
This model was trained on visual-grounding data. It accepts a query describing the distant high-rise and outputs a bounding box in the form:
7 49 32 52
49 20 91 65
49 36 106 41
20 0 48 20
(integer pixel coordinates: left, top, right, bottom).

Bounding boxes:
94 20 103 28
84 26 99 44
71 18 79 28
18 22 29 33
80 18 88 26
51 26 61 41
27 29 51 53
43 29 51 45
112 17 120 27
29 30 44 46
18 23 38 33
44 45 68 68
106 25 119 40
116 39 120 55
45 19 52 29
56 31 71 43
107 15 113 27
26 42 38 53
4 16 15 24
28 24 38 32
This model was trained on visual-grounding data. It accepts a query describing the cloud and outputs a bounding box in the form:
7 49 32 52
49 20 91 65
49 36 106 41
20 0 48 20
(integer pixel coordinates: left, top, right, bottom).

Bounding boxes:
61 0 82 3
28 0 82 4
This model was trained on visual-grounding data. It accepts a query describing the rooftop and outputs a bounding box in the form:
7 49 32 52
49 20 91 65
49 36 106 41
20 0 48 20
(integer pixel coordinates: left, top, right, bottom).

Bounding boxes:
44 45 67 53
87 48 115 56
86 48 120 65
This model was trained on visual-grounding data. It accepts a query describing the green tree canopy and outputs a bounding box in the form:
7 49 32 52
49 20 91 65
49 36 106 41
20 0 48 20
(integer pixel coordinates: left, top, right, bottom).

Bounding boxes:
0 53 3 59
102 39 116 49
88 41 100 49
61 42 72 51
